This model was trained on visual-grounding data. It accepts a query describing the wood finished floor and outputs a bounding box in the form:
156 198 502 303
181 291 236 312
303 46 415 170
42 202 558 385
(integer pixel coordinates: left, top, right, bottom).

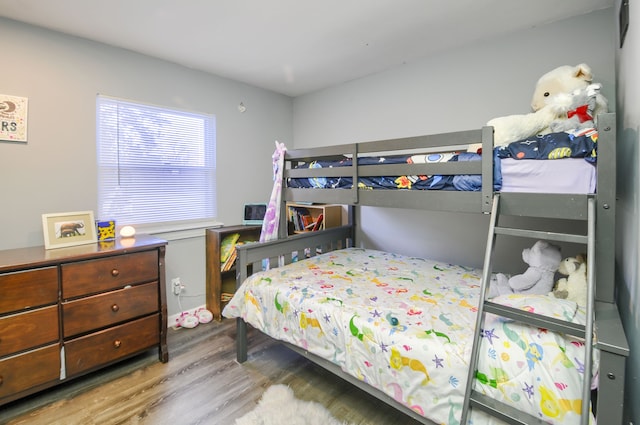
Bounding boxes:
0 319 422 425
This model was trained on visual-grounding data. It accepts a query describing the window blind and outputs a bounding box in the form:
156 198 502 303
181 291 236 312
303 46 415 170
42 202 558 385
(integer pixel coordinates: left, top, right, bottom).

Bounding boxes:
97 96 216 226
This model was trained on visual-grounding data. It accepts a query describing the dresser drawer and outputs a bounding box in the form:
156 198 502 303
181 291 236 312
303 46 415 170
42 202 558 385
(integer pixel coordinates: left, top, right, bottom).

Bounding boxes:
0 344 60 399
0 306 59 357
62 282 159 338
0 267 58 315
61 250 158 299
64 314 160 377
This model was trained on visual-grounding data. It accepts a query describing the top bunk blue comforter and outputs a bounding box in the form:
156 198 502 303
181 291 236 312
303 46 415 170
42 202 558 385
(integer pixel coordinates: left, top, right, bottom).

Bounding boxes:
288 129 598 192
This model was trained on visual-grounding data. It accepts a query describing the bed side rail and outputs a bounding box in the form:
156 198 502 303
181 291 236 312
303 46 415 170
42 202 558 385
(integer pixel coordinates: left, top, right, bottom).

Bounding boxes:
283 126 494 212
594 112 616 303
595 301 629 425
235 225 353 287
233 225 353 363
286 128 483 161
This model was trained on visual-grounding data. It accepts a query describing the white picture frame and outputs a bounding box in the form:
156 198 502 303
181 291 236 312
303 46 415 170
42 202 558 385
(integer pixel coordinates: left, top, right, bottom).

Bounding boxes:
42 210 97 249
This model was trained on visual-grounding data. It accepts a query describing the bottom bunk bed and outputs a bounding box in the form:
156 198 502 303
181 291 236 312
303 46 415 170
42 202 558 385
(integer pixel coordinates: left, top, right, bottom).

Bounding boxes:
223 237 627 425
225 229 599 425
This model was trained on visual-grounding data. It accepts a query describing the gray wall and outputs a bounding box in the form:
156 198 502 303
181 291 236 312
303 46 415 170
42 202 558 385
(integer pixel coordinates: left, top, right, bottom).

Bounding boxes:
293 9 615 271
0 18 293 317
615 0 640 423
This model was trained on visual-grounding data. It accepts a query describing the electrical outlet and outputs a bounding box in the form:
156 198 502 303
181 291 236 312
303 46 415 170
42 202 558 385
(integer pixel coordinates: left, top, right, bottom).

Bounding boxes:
172 278 182 296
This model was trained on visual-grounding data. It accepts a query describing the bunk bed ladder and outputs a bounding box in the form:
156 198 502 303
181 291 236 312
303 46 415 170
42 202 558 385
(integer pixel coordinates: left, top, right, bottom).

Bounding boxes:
461 193 596 425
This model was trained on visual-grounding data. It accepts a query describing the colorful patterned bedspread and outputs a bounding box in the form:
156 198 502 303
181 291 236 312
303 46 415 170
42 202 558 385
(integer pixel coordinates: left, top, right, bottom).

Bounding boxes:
223 248 596 425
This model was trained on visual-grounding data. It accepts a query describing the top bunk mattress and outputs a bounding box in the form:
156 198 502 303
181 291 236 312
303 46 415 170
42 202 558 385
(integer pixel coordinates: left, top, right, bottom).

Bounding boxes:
287 129 598 194
500 157 595 193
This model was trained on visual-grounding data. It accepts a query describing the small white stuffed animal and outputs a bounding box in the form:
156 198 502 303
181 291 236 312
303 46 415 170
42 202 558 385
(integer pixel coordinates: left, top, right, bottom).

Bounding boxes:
489 240 562 298
553 254 588 307
549 83 601 133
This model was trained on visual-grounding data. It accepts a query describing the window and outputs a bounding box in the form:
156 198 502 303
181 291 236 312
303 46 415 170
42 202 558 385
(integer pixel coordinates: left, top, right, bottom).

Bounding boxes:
97 95 216 227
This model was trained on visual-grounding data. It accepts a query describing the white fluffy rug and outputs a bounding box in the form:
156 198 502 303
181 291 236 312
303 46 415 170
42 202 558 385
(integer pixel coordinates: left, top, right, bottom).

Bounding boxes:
235 385 348 425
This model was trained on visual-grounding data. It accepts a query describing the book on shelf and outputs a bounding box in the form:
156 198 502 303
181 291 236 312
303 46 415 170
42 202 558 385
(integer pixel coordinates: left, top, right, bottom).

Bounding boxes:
221 292 234 303
311 213 324 231
220 233 241 264
301 214 314 229
290 206 310 232
289 206 325 232
220 240 255 272
221 246 238 272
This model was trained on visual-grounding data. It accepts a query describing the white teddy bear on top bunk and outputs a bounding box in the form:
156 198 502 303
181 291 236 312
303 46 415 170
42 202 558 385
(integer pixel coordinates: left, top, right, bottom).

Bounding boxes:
469 63 609 152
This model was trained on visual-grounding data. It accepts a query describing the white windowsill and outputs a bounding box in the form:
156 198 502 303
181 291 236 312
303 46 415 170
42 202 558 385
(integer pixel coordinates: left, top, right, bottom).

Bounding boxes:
122 219 224 241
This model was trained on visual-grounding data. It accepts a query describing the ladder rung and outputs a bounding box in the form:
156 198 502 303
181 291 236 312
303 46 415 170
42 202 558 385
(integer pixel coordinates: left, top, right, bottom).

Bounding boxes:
484 301 586 338
494 226 588 244
469 391 549 425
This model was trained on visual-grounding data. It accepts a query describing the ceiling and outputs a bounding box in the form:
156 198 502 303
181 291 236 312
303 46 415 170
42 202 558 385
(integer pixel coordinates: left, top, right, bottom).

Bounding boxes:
0 0 613 97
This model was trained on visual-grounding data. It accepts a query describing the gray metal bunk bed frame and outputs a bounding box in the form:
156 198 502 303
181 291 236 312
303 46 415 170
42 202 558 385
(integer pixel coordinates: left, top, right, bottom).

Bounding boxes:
233 112 628 425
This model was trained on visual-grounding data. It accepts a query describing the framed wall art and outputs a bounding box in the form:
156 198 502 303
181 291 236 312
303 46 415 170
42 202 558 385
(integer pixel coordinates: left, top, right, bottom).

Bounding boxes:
0 94 28 142
42 211 98 249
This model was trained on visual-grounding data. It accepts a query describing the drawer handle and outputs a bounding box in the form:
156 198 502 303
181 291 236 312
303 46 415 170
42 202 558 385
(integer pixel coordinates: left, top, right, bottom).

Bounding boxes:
111 269 120 277
113 340 122 349
111 304 120 312
0 376 3 386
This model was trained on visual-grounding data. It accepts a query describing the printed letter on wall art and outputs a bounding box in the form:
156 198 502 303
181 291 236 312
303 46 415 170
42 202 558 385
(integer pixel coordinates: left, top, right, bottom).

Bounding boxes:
0 94 28 143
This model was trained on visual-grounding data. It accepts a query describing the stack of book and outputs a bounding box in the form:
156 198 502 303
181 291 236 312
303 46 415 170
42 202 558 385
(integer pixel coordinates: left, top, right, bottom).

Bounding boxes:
220 233 258 271
288 206 323 232
220 233 240 272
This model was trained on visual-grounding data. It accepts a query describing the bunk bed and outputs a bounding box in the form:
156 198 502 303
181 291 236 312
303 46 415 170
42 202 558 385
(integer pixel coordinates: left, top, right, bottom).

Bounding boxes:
221 113 628 425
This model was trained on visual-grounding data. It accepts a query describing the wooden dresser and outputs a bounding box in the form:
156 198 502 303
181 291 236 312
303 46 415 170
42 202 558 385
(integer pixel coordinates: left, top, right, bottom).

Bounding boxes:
0 235 168 406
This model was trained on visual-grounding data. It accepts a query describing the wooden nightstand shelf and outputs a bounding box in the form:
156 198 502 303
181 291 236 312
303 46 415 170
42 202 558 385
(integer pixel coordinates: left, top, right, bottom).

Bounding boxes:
205 225 261 320
0 235 168 407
